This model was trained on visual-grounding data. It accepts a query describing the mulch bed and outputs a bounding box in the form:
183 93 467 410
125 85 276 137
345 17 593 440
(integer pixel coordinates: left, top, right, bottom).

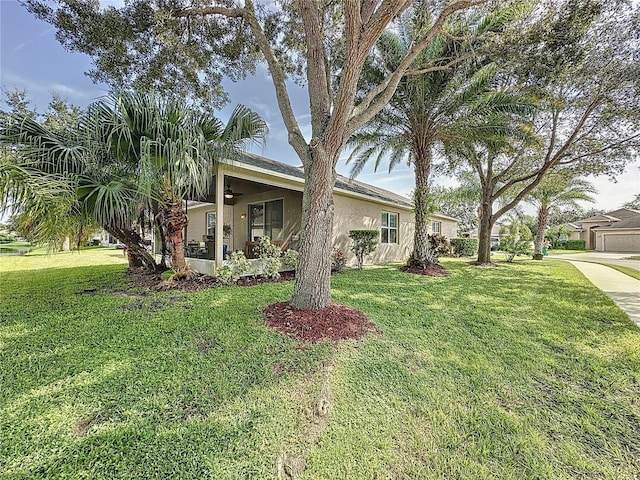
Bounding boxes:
264 302 379 343
399 263 450 276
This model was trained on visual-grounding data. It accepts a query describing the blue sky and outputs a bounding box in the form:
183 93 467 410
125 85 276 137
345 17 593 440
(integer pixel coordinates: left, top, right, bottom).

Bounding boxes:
1 0 638 213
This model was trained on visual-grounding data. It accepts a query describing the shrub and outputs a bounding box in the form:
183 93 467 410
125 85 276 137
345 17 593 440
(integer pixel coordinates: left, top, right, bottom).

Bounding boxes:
348 230 379 270
450 238 478 257
255 236 282 279
498 219 533 263
554 240 568 249
254 236 282 258
565 239 586 250
282 249 300 270
331 248 347 273
428 234 451 257
216 251 252 285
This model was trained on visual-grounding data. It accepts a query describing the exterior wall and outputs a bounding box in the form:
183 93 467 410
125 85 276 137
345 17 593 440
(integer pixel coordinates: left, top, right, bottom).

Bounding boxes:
230 188 303 252
595 229 640 252
432 217 458 240
333 193 414 266
567 231 582 241
186 203 233 245
577 221 605 249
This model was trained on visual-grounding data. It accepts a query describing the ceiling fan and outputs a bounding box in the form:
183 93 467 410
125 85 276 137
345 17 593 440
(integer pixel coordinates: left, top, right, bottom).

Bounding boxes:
223 183 243 199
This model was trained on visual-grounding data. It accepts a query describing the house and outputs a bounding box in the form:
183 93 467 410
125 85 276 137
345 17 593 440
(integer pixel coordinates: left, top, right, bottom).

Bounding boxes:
564 208 640 252
161 153 458 274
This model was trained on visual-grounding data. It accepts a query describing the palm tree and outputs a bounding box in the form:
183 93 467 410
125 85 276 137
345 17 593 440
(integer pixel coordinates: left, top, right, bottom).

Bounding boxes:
347 8 530 269
0 112 157 268
96 92 267 277
527 171 596 257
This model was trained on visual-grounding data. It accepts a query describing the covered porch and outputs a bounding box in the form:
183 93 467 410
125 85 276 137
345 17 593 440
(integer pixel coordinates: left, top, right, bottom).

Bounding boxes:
155 164 304 273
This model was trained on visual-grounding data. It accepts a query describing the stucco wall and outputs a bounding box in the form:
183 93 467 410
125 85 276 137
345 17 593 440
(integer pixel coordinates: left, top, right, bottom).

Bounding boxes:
186 204 234 246
595 229 640 252
332 194 456 266
332 194 412 266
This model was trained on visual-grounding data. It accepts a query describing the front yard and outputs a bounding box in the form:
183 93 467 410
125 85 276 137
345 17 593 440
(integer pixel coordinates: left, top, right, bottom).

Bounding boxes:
1 250 638 479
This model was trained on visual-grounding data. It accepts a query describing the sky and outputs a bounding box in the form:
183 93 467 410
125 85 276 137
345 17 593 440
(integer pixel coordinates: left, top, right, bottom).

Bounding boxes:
1 0 638 214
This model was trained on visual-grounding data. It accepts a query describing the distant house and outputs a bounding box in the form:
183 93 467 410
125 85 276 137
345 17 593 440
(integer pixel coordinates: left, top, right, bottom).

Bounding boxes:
564 208 640 252
163 153 458 274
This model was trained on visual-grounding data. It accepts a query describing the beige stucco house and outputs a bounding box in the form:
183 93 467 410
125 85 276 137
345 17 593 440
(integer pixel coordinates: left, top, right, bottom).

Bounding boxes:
563 208 640 252
161 153 457 274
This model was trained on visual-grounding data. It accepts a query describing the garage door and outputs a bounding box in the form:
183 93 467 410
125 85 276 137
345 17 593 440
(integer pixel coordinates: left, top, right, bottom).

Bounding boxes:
603 233 640 252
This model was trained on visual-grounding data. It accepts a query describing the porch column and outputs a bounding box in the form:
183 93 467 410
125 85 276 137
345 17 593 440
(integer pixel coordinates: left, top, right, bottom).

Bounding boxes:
215 168 225 268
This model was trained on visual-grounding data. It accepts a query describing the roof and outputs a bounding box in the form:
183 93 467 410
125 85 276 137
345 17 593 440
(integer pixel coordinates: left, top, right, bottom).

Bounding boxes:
578 208 640 224
227 152 449 215
565 222 583 231
593 216 640 230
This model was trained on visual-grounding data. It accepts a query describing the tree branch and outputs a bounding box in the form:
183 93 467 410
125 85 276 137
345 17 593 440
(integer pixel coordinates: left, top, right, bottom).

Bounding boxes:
242 0 309 162
346 0 488 137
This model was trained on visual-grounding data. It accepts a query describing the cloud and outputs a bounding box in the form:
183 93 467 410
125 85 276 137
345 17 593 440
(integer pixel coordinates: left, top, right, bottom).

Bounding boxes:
1 71 108 110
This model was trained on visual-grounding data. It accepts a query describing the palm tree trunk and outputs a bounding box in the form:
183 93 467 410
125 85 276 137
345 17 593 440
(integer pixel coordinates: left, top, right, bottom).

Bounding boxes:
534 204 549 256
410 156 434 268
159 200 190 276
477 196 494 264
105 225 157 270
290 149 335 310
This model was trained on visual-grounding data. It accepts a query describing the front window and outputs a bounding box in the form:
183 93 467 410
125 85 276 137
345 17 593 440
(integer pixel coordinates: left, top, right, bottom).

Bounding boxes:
432 221 441 234
381 212 398 244
249 199 284 241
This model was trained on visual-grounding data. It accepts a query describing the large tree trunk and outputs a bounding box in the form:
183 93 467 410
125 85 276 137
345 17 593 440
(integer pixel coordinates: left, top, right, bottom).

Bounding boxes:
534 204 549 256
159 200 190 276
290 149 335 310
476 196 494 264
409 155 434 268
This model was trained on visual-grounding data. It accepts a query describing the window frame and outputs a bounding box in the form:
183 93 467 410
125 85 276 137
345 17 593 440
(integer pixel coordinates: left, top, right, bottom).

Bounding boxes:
381 211 399 244
206 212 216 236
431 220 442 235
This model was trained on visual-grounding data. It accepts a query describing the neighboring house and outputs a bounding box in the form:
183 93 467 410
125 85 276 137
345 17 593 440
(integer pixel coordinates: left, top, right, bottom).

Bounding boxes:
563 208 640 252
466 222 505 250
163 153 458 274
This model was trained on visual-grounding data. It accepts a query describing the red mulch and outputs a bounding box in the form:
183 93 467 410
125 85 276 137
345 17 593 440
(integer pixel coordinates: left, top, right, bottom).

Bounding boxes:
468 261 500 267
264 301 379 343
399 263 450 276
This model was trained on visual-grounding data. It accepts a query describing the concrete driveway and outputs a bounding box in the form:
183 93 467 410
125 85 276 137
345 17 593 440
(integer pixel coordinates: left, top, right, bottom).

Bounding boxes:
547 251 640 271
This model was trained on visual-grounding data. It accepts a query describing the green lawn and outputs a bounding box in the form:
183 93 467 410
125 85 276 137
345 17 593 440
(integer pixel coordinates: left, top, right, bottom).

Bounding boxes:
1 251 639 479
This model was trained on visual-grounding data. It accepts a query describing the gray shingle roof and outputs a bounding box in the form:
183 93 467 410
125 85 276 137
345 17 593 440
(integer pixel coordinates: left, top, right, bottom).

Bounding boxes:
231 152 414 209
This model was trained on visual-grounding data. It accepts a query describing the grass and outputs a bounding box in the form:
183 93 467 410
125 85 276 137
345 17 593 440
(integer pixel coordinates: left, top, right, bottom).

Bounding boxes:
1 251 639 479
625 256 640 261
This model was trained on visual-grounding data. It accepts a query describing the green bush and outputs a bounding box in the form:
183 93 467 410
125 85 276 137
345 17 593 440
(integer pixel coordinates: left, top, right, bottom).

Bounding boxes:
216 251 252 285
554 240 568 249
498 219 533 262
348 230 379 270
450 238 478 257
565 239 586 250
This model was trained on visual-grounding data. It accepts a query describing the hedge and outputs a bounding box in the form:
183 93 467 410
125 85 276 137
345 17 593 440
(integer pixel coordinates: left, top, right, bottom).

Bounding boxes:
450 238 478 256
565 239 586 250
